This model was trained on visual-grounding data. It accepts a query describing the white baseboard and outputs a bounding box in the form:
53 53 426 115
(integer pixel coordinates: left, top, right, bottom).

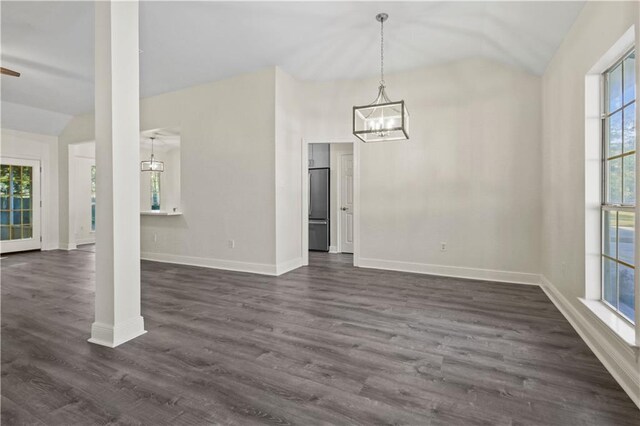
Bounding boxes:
59 243 77 251
75 237 96 245
540 275 640 410
329 246 339 254
88 316 146 348
358 257 540 285
141 251 292 276
276 257 303 275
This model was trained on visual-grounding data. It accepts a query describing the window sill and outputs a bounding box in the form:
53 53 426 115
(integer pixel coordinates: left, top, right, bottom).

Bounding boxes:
579 298 637 349
140 210 183 216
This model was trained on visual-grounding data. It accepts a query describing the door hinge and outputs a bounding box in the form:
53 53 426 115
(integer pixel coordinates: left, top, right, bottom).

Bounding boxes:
40 236 42 242
40 200 42 207
40 166 42 173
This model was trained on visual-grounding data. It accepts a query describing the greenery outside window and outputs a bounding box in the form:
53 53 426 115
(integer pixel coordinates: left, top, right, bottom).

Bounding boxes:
0 164 33 240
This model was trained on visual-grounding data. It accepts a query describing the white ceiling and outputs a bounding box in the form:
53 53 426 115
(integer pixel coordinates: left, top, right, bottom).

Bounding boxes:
141 127 181 151
1 1 585 132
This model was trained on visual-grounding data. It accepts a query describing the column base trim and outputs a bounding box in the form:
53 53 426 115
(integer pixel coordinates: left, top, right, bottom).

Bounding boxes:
88 316 146 348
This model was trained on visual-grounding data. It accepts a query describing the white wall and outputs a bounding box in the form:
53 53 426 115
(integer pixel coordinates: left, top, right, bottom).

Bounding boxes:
302 58 542 283
329 143 352 250
274 67 303 272
0 128 59 250
70 142 95 245
541 0 639 408
59 68 279 273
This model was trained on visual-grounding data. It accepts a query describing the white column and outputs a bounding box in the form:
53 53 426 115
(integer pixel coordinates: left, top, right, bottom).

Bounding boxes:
89 0 145 348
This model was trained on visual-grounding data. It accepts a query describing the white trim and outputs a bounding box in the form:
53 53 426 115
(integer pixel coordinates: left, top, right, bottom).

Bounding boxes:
276 257 303 275
358 257 541 285
578 298 637 347
540 275 640 410
59 243 77 251
75 237 96 245
88 316 146 348
328 245 339 253
141 251 286 276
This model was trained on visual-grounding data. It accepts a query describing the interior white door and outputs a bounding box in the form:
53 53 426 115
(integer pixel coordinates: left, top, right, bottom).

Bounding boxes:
339 153 354 254
0 158 41 253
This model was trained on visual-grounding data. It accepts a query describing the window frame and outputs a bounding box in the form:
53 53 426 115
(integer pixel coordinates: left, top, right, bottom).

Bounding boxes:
601 47 636 325
91 165 96 232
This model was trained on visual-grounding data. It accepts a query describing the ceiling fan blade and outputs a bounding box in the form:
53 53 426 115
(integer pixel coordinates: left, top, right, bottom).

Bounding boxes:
1 67 20 77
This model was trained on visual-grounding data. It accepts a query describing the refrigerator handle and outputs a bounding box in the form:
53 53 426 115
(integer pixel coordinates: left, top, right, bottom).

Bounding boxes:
308 172 312 216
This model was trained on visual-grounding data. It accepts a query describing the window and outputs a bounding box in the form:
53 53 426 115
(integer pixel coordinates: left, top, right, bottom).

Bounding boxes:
150 172 161 211
91 165 96 232
0 164 33 240
602 48 636 323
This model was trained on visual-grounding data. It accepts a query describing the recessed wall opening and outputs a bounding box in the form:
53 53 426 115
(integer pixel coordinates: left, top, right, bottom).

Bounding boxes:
302 140 358 267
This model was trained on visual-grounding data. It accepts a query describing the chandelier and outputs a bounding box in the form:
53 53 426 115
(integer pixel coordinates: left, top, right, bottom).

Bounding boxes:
140 136 164 172
353 13 409 143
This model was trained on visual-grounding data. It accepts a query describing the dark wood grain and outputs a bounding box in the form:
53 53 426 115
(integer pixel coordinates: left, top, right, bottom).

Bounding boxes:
2 248 638 425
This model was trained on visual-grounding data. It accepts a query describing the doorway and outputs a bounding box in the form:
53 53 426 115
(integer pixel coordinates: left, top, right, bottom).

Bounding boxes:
302 140 358 266
0 158 41 253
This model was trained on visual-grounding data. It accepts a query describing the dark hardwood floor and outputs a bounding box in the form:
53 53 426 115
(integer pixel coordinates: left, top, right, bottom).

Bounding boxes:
2 249 638 425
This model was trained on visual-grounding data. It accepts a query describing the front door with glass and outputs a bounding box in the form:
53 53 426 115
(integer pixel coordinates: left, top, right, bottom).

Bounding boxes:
0 158 41 253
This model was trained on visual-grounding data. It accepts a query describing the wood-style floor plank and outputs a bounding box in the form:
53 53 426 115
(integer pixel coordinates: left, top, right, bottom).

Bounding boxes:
2 248 638 425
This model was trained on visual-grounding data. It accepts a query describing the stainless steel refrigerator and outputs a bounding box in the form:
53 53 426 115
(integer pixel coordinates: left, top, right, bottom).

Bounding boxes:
309 167 330 251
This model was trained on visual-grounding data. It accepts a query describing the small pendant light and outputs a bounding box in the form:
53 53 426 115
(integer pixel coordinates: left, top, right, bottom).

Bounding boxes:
141 136 164 172
353 13 409 143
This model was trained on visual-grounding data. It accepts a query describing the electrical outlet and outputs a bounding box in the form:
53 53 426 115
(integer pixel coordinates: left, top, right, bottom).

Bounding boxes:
440 242 447 252
228 239 235 249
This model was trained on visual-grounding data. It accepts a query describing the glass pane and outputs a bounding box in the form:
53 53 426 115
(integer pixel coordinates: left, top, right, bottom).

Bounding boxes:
623 154 636 204
623 52 636 105
607 158 622 204
0 197 7 210
22 225 32 239
623 103 636 153
10 166 20 195
603 210 617 258
22 197 30 210
618 264 635 322
0 226 8 240
603 257 617 307
607 111 622 157
21 166 31 196
0 165 9 196
608 63 623 112
12 197 21 210
0 212 8 225
618 211 635 265
10 226 21 240
12 211 21 225
150 172 161 210
22 210 31 225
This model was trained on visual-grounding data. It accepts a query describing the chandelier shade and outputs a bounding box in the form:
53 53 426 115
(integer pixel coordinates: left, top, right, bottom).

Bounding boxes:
353 13 409 143
353 86 409 143
141 137 164 172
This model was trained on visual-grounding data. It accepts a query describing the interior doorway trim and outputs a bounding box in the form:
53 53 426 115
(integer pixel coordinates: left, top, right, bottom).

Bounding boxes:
301 138 360 267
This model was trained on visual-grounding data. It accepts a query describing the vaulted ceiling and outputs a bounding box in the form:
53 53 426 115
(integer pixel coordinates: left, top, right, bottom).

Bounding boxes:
1 1 585 134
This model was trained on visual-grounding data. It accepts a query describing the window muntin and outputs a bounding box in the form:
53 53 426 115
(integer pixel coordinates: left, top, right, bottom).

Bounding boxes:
602 49 636 323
